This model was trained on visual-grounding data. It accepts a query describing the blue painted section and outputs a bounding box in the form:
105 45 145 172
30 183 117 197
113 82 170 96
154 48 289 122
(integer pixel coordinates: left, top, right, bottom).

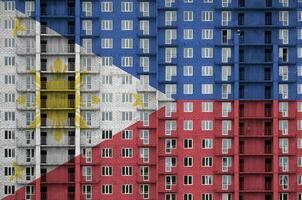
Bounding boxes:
13 0 302 100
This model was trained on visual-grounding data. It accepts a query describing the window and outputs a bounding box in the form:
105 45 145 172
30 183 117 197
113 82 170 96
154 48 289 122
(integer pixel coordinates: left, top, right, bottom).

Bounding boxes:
101 20 113 30
202 193 213 200
202 66 213 76
202 157 213 167
101 166 112 176
121 166 133 176
202 102 213 112
101 184 113 194
222 139 232 153
121 184 133 194
4 38 15 48
184 29 193 39
101 148 112 158
201 175 213 185
279 11 289 26
140 130 149 145
121 148 133 158
4 148 15 158
101 111 113 122
4 112 15 121
202 29 213 39
202 139 213 149
201 120 213 130
184 120 193 130
121 57 133 67
184 157 193 167
4 19 15 30
202 84 213 94
183 65 193 76
184 175 193 185
101 130 112 140
184 11 193 21
4 56 15 66
4 185 15 195
184 102 193 112
101 38 113 49
101 2 113 12
82 1 92 16
121 38 133 49
4 1 15 11
202 11 213 21
183 84 193 94
4 130 15 140
202 48 213 58
121 20 133 30
184 48 193 58
122 130 132 141
121 2 133 12
222 11 231 26
82 166 92 181
82 20 92 35
184 139 193 149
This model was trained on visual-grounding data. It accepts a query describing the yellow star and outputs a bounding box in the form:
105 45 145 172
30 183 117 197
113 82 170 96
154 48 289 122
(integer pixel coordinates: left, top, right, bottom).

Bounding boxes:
9 161 24 181
12 19 25 37
132 93 144 108
92 95 100 105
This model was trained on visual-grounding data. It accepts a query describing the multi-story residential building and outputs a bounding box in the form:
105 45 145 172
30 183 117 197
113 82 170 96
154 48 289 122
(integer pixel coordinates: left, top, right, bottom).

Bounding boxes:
1 0 302 200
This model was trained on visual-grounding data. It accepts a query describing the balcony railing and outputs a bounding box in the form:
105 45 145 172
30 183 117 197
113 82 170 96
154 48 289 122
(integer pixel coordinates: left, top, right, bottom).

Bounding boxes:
41 81 75 90
41 118 75 127
41 99 75 109
40 44 75 54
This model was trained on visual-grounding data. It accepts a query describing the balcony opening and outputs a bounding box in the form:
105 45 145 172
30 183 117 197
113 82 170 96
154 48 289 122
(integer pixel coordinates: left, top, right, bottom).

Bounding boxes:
238 13 244 25
41 168 47 183
265 194 272 200
239 104 244 117
265 140 272 154
41 40 47 53
68 76 75 90
239 177 244 190
221 29 231 44
264 103 272 117
41 95 47 108
265 12 272 25
41 58 47 71
264 121 272 135
41 3 47 16
239 67 245 81
265 176 272 190
265 48 272 62
266 0 272 7
239 31 245 43
239 49 244 62
41 22 47 34
68 113 75 126
239 196 244 200
68 58 75 71
239 122 244 135
265 158 272 172
239 0 245 7
68 186 75 200
239 159 244 172
41 186 47 200
41 113 47 126
68 21 75 34
265 86 272 99
41 132 47 145
264 67 271 80
239 85 245 98
68 168 75 182
68 40 75 53
68 131 75 145
68 149 75 161
67 1 75 16
68 94 75 108
265 31 272 44
239 140 244 154
41 150 47 163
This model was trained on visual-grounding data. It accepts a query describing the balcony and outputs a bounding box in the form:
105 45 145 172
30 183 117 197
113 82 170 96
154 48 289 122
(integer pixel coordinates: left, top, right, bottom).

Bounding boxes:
16 46 35 55
41 99 75 109
41 118 75 127
41 81 75 91
40 7 75 17
40 44 75 54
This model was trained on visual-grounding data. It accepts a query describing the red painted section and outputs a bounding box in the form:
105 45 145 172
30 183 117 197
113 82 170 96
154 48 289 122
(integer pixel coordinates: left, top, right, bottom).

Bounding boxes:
3 100 302 200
